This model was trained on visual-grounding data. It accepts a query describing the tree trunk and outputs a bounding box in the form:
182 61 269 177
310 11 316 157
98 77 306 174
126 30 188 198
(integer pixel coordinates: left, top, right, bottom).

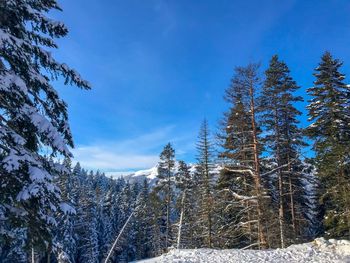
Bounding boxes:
275 109 285 248
278 173 285 248
287 157 296 238
47 245 51 263
340 160 350 239
204 136 212 248
249 80 268 249
206 175 212 248
166 169 171 251
177 191 186 249
244 175 253 243
31 246 35 263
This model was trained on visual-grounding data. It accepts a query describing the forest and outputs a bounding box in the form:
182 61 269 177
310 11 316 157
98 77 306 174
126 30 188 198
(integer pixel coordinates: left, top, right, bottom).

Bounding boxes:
1 0 350 263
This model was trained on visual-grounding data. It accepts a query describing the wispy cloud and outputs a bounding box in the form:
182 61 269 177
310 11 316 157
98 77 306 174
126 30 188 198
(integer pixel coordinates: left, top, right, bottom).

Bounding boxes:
71 125 196 173
72 146 159 172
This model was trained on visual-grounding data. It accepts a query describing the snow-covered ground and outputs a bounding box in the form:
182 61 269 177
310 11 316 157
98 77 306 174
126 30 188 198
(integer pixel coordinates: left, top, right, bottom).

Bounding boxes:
135 238 350 263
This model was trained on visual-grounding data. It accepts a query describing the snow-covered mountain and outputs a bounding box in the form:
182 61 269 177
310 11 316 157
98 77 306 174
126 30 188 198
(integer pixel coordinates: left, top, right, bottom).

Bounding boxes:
122 166 160 185
109 162 221 184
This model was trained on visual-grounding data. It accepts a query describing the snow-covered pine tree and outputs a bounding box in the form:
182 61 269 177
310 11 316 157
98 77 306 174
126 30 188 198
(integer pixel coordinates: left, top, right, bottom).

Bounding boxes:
0 228 27 262
195 120 216 248
109 177 127 256
216 87 257 248
307 51 350 239
297 160 320 240
101 178 125 263
0 0 90 259
54 157 76 262
134 178 153 260
88 171 113 261
74 173 99 263
174 160 196 249
260 55 309 247
125 182 141 261
148 187 164 257
113 181 133 262
154 143 176 252
217 64 270 249
97 187 114 261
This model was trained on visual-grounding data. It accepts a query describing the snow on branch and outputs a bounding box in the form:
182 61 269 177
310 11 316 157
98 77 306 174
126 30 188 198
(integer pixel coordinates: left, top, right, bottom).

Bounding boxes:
223 167 255 176
221 188 258 202
260 159 296 177
20 104 70 156
0 70 28 93
0 125 26 146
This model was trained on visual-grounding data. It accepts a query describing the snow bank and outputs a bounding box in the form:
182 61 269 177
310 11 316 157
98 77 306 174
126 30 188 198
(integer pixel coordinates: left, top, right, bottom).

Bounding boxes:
313 238 350 256
135 238 350 263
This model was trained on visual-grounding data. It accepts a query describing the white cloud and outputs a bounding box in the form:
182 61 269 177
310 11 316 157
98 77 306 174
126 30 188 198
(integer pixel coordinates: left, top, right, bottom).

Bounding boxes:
72 146 159 171
70 125 195 173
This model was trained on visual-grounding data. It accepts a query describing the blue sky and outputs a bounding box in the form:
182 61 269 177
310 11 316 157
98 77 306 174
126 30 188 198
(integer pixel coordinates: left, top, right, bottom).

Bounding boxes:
52 0 350 174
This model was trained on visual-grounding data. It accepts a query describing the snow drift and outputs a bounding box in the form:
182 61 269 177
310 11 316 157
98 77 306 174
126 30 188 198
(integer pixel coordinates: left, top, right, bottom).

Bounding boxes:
135 238 350 263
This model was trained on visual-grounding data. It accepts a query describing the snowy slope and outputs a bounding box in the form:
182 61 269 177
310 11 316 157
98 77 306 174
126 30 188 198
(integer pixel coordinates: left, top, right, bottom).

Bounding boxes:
134 238 350 263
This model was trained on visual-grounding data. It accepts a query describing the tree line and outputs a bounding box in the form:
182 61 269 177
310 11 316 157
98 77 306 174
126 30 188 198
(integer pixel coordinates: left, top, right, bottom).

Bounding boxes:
154 52 350 252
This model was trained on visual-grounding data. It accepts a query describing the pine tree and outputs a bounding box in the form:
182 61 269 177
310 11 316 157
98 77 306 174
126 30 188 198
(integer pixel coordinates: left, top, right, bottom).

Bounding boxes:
148 189 164 257
154 143 176 252
110 177 126 241
134 178 153 260
217 89 256 248
260 55 309 246
174 160 196 249
195 120 216 248
98 187 114 261
74 175 99 263
307 51 350 239
217 64 270 249
0 0 90 256
114 181 133 262
0 228 27 262
126 182 141 262
54 157 76 262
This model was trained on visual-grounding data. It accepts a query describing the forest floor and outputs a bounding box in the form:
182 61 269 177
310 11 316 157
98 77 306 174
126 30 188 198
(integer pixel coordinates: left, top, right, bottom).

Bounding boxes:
134 238 350 262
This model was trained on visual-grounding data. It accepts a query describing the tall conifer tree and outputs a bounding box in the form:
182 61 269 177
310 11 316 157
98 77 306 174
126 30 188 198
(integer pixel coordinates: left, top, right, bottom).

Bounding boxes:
261 55 309 246
134 178 153 260
0 0 90 258
196 120 215 248
217 64 269 249
175 160 196 249
155 143 176 251
307 52 350 238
